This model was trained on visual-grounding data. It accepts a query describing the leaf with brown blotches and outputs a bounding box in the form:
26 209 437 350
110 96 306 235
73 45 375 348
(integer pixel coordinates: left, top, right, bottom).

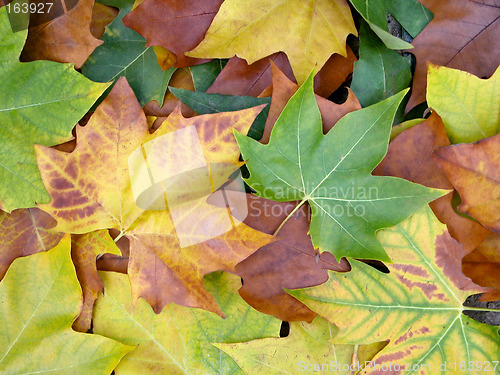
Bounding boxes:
71 230 121 332
407 0 500 110
122 0 223 67
434 133 500 232
0 208 64 281
20 0 102 69
237 195 350 322
35 77 274 316
260 62 361 144
290 206 500 372
463 232 500 302
374 113 489 253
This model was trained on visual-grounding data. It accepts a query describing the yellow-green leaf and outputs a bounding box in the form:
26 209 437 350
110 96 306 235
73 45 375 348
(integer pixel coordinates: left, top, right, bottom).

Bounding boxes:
93 271 281 374
0 235 132 374
186 0 357 84
289 206 500 373
427 63 500 143
0 4 110 212
215 317 386 374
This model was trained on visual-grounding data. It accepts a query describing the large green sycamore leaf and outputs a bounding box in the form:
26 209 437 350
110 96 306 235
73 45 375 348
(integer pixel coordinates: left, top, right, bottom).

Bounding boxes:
289 206 500 374
0 235 132 373
0 5 109 212
236 74 444 261
93 271 280 374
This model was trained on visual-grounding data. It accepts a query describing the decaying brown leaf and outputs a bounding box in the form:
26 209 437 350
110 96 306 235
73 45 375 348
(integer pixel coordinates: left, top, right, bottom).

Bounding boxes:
122 0 223 67
374 113 489 252
20 0 102 69
207 49 356 99
408 0 500 110
463 232 500 301
434 133 500 232
0 208 63 280
89 2 118 39
237 195 350 322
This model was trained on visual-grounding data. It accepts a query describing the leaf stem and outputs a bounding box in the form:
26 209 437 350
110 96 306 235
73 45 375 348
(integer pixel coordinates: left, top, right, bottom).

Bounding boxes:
462 306 500 313
273 198 308 236
114 231 125 243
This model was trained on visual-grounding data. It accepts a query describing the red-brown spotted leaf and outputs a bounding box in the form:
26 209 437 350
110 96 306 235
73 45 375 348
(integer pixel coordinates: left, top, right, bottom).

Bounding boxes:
122 0 223 67
0 208 64 281
407 0 500 110
35 77 274 316
237 195 350 322
289 206 499 373
20 0 102 69
434 133 500 232
374 113 489 253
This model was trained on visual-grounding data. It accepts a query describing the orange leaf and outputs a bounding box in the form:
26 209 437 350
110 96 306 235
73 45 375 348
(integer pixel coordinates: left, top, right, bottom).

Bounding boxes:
434 133 500 232
35 77 274 315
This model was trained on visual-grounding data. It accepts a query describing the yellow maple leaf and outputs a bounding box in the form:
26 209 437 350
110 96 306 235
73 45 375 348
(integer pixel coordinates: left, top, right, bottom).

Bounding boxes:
186 0 357 84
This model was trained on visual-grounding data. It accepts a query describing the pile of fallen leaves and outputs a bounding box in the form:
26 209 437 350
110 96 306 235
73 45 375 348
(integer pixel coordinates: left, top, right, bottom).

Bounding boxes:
0 0 499 373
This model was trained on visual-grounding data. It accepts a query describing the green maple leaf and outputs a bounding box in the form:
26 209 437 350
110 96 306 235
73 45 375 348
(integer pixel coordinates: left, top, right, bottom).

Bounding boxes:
235 74 444 261
0 235 132 373
0 5 109 212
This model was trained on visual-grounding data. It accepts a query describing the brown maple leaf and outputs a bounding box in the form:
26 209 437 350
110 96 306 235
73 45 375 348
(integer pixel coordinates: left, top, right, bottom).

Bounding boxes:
0 208 64 281
71 230 121 332
20 0 102 69
237 195 350 322
433 132 500 233
207 49 356 99
122 0 223 67
373 112 489 253
463 231 500 302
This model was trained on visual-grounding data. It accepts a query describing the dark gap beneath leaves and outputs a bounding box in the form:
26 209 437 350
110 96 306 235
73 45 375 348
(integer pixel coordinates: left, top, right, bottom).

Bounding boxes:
359 259 390 274
280 321 290 337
